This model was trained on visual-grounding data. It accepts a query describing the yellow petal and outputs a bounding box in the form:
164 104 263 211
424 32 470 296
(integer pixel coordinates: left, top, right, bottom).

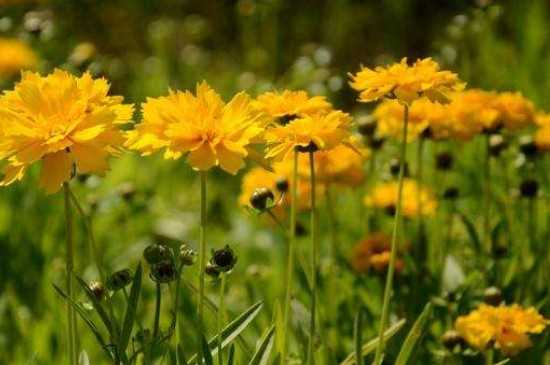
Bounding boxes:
39 151 74 194
217 144 245 174
72 143 109 174
186 142 217 171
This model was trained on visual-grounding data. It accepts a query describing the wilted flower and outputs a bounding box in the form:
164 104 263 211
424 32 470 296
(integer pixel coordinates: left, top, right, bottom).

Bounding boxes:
351 232 404 273
349 57 464 104
0 38 38 77
126 82 265 174
455 304 548 356
365 179 437 218
264 110 353 161
252 89 332 124
0 70 133 193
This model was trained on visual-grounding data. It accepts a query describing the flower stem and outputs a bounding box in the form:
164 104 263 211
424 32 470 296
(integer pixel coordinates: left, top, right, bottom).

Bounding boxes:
217 273 226 365
307 149 318 365
485 349 494 365
63 183 78 365
484 134 492 255
373 104 409 365
153 282 161 340
325 186 340 354
416 137 425 260
198 171 207 365
174 264 183 364
281 150 298 364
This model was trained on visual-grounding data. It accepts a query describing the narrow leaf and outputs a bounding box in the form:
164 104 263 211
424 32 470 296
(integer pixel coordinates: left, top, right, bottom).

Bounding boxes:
119 264 143 352
227 344 235 365
247 325 275 365
339 319 406 365
353 310 363 365
495 360 510 365
395 303 433 365
188 301 263 363
76 276 115 338
458 213 481 251
201 333 214 365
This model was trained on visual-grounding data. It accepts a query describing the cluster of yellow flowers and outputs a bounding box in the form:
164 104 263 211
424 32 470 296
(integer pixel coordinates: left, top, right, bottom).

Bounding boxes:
455 304 549 356
364 179 437 218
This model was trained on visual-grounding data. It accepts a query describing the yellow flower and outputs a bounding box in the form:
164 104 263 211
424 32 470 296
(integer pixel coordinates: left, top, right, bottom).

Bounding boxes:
491 92 535 130
455 304 548 356
534 113 550 151
0 70 133 193
126 82 265 174
349 57 464 104
0 38 38 77
365 179 437 218
264 110 353 161
444 90 498 139
252 90 332 123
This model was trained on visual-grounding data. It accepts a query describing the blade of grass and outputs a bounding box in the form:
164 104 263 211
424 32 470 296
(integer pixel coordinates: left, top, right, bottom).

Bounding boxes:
75 276 116 339
119 264 143 352
394 303 433 365
201 333 215 365
247 325 275 365
227 345 235 365
354 310 363 365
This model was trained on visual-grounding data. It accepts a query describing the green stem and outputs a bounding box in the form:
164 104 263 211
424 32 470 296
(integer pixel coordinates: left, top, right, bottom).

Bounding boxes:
153 282 161 340
63 183 78 365
307 150 318 365
373 104 409 365
281 150 298 364
174 264 183 365
217 274 226 365
484 134 492 254
199 171 207 365
325 186 340 355
485 349 494 365
416 138 425 261
366 153 376 233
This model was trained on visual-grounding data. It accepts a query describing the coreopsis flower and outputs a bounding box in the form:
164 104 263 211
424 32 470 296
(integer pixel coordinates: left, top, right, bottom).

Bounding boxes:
491 92 535 130
349 57 464 105
455 304 548 356
252 89 332 124
0 70 133 193
125 82 265 174
264 110 353 161
365 179 437 218
0 38 38 77
445 90 499 140
534 113 550 151
351 232 404 273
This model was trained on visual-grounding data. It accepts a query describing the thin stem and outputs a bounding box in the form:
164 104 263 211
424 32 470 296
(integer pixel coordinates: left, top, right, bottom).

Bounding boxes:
483 134 492 254
174 264 183 365
198 171 207 365
217 274 227 365
325 186 340 354
366 153 376 233
485 349 494 365
373 104 409 365
416 138 425 260
153 282 161 340
63 183 78 365
307 150 318 365
281 150 298 364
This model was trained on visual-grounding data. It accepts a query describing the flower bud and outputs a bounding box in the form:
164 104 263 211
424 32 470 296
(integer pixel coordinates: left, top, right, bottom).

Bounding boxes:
519 135 538 158
179 244 197 266
489 134 507 157
483 286 503 306
275 177 289 193
389 158 409 177
89 280 106 301
443 187 459 200
435 152 453 171
519 179 538 198
143 244 171 265
357 115 377 137
441 330 465 350
150 260 177 283
368 136 385 150
106 269 132 291
249 187 275 212
210 245 237 273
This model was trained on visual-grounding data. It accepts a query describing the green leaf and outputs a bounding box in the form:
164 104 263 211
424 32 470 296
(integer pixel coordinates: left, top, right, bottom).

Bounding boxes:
53 284 113 360
201 333 214 365
247 325 275 365
395 303 433 365
119 263 143 352
75 276 117 339
353 310 363 365
188 301 263 364
227 345 235 365
495 359 510 365
339 319 406 365
458 213 481 251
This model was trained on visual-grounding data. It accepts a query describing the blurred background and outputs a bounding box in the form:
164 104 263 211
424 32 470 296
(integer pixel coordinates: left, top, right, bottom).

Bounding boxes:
1 0 550 364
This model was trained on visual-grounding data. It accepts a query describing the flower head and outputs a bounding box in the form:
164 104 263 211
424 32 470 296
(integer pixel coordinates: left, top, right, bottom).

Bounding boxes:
445 90 498 139
492 92 535 130
455 304 548 356
252 89 332 124
351 232 404 273
534 113 550 151
349 57 464 104
0 38 38 78
0 70 133 193
365 179 437 218
264 110 353 161
126 82 265 174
